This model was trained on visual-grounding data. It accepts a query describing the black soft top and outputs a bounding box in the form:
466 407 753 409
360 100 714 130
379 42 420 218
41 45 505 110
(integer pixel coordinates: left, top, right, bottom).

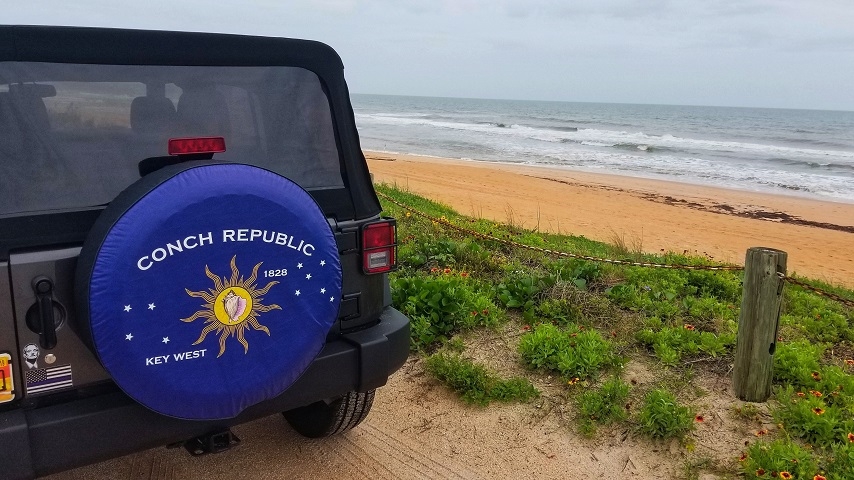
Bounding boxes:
0 25 380 220
0 26 343 71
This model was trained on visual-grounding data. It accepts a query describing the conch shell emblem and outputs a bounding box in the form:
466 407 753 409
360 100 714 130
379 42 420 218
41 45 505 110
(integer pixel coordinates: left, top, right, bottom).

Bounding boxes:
182 256 281 357
222 289 247 322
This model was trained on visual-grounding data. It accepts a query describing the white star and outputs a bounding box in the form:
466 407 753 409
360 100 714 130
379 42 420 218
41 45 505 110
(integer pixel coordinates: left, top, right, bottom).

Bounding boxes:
124 305 132 312
329 296 335 302
148 303 156 310
320 260 326 266
295 290 301 296
297 263 303 269
305 273 312 280
320 287 326 294
125 333 133 341
162 337 170 344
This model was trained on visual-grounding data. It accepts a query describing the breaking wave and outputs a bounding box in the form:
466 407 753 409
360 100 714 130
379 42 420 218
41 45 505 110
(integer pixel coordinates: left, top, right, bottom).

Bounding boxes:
354 101 854 203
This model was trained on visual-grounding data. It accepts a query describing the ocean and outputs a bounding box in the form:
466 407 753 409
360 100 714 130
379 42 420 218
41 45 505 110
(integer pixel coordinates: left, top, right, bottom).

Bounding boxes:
352 94 854 204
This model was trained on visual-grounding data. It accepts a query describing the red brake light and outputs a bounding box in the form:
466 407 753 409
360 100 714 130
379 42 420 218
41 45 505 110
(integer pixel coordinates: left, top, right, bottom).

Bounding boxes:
168 137 226 156
362 220 397 274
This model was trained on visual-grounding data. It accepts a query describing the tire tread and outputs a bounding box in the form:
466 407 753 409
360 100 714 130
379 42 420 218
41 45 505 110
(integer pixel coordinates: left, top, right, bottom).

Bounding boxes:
284 389 375 438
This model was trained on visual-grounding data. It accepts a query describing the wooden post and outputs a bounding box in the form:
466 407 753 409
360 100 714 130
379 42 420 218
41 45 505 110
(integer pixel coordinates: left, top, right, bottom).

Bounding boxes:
733 247 787 402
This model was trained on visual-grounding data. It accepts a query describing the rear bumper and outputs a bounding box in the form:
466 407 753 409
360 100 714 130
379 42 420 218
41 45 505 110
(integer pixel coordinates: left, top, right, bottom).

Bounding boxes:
0 307 409 480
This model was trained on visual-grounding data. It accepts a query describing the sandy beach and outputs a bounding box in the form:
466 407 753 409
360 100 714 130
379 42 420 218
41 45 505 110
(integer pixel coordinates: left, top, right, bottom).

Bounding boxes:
366 151 854 288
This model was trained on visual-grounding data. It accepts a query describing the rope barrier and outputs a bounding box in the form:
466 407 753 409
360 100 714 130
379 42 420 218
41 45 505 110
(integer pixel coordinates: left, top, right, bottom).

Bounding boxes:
378 191 743 272
778 273 854 309
377 191 854 310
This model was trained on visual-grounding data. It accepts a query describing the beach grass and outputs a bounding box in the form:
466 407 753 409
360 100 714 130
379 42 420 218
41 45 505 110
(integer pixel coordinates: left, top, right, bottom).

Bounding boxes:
378 183 854 478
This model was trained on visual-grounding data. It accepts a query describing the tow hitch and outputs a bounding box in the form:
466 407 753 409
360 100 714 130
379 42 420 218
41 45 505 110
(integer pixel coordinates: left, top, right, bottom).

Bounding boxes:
183 429 241 456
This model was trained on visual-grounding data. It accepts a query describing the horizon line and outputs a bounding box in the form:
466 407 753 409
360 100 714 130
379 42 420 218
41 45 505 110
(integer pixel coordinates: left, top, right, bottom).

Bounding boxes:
351 92 854 114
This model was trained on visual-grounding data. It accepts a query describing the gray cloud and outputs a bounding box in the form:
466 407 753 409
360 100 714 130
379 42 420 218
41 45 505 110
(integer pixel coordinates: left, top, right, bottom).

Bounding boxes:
5 0 854 110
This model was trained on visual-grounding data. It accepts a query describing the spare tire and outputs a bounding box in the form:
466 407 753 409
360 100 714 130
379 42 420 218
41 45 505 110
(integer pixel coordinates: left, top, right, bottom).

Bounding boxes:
75 162 342 420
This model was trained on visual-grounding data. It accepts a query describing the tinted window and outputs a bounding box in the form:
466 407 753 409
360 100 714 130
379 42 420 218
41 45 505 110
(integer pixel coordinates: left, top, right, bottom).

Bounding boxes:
0 62 343 215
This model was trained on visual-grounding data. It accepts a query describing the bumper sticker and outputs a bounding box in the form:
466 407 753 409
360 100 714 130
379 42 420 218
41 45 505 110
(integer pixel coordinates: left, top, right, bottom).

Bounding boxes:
22 343 40 369
0 353 14 403
25 364 73 395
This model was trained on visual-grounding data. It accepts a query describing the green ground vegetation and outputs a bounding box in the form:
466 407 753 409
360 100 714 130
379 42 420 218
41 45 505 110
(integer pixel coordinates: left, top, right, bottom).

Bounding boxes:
576 376 632 436
424 352 539 406
379 183 854 478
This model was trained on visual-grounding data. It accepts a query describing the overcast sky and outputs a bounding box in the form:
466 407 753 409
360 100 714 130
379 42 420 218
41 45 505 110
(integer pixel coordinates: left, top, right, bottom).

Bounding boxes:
8 1 854 110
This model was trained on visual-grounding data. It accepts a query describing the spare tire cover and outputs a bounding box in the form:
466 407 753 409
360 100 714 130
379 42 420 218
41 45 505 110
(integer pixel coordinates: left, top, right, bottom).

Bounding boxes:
76 162 342 420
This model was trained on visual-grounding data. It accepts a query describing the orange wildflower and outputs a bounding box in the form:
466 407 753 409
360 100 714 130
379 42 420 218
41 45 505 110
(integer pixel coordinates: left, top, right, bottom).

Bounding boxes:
695 415 704 423
481 309 489 315
683 324 695 331
845 359 854 366
796 392 806 397
847 432 854 443
810 390 823 398
811 371 821 380
739 453 747 462
756 429 768 437
460 271 469 278
814 475 827 480
443 268 452 274
567 377 580 385
812 407 825 415
756 469 765 476
780 473 792 480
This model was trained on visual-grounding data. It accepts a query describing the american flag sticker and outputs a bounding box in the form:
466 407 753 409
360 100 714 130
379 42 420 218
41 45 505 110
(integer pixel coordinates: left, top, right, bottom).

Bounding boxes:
25 364 73 395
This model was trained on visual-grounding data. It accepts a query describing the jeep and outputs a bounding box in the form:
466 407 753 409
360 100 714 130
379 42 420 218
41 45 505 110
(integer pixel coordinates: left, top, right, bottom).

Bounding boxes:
0 26 409 479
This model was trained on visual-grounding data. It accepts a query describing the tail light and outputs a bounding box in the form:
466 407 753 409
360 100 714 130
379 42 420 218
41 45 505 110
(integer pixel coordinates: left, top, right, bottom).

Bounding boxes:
362 219 397 274
168 137 226 155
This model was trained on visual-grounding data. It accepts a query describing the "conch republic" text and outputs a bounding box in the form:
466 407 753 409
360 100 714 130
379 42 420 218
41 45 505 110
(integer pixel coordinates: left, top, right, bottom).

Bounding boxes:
136 229 315 271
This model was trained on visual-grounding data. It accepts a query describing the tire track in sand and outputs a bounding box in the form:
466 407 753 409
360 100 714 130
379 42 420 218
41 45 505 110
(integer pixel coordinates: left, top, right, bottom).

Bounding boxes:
309 422 477 480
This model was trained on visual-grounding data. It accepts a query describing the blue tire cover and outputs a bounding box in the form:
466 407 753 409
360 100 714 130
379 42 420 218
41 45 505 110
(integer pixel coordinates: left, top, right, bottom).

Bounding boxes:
76 163 342 420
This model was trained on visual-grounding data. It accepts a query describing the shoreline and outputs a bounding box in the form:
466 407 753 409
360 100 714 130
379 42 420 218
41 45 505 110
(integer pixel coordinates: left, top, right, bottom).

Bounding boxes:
366 148 854 208
365 150 854 288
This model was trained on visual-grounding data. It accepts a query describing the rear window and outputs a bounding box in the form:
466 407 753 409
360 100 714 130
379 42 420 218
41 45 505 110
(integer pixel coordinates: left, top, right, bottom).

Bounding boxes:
0 62 343 216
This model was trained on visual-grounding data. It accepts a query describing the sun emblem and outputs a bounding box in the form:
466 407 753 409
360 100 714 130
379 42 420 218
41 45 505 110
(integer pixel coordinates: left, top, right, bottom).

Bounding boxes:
181 256 281 357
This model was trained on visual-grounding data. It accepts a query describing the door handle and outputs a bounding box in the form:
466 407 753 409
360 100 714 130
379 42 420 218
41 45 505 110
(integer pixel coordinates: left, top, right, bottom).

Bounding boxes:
30 276 58 349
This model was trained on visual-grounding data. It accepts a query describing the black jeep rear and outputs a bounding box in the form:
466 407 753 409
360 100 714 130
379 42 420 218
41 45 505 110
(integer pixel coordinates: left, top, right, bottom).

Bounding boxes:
0 26 408 479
